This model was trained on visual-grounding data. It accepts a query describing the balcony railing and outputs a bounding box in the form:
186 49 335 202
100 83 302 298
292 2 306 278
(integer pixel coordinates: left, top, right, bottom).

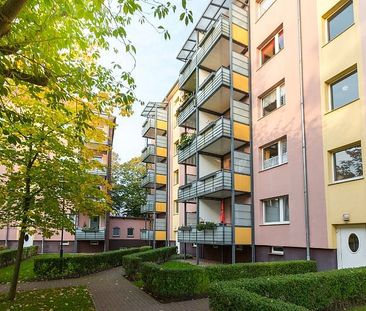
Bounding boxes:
141 191 167 213
75 229 105 241
197 67 231 108
178 225 232 245
177 96 196 128
142 115 167 138
88 168 107 176
263 153 288 170
140 229 153 240
141 163 167 188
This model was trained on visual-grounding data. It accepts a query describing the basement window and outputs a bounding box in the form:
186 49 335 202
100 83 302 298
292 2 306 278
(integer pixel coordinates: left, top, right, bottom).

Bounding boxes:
271 246 284 255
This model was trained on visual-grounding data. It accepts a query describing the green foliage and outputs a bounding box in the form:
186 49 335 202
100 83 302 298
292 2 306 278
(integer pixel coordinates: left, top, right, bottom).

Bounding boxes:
0 286 95 311
0 246 38 268
141 260 316 300
208 285 307 311
122 246 177 278
209 267 366 311
196 222 217 231
177 133 196 150
34 246 150 280
111 155 146 217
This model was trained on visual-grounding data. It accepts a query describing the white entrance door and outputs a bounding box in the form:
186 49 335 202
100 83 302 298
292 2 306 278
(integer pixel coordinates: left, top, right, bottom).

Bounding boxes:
23 233 34 247
337 226 366 269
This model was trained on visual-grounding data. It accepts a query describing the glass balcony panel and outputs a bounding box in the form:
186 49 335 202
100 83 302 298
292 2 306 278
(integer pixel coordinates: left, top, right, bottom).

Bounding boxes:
75 229 105 241
178 225 232 245
177 96 196 128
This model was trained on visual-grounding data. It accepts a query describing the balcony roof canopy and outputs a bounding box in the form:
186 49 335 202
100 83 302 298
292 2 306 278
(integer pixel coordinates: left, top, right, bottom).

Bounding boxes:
177 0 229 62
141 101 167 118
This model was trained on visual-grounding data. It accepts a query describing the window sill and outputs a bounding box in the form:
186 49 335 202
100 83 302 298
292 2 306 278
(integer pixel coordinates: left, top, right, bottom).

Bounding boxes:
127 236 134 238
324 98 360 115
321 23 355 48
269 252 284 256
257 103 286 121
260 222 290 226
328 176 364 186
256 48 284 72
112 235 120 238
259 161 288 173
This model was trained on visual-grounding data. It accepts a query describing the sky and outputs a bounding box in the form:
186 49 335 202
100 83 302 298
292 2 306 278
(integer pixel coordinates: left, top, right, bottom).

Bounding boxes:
105 0 208 162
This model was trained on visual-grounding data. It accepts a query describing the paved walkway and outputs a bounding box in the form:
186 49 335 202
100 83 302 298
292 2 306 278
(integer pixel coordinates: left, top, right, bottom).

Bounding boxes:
0 268 209 311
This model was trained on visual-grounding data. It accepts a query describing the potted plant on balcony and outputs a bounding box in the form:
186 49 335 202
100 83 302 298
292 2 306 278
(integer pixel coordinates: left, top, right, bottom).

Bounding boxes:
196 222 217 231
178 225 192 231
177 133 196 150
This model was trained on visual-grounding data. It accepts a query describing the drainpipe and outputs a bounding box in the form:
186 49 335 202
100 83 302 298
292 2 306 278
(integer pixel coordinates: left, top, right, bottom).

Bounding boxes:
247 1 256 263
152 103 158 249
229 0 236 265
296 0 311 261
5 223 9 247
195 31 200 266
166 102 170 247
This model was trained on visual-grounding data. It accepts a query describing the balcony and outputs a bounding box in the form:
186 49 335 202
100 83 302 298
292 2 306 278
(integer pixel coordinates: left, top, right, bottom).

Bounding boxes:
177 95 196 129
141 137 167 164
141 190 167 214
140 219 167 241
197 66 248 114
88 168 107 176
178 225 232 245
75 229 105 241
178 116 249 164
140 229 154 240
142 116 167 139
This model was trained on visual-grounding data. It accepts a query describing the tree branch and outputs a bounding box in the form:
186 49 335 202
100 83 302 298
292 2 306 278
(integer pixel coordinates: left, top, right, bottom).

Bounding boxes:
0 44 20 55
1 68 49 86
0 0 28 37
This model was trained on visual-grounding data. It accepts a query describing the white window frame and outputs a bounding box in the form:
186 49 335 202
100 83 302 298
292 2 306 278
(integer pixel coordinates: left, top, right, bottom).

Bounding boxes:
261 83 286 116
326 0 354 43
257 0 276 18
271 246 284 255
260 29 283 66
263 196 289 225
262 138 288 170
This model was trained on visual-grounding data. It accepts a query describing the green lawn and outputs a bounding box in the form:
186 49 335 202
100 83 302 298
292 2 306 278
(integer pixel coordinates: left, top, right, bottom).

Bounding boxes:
0 286 95 310
160 260 200 269
0 253 79 283
350 306 366 311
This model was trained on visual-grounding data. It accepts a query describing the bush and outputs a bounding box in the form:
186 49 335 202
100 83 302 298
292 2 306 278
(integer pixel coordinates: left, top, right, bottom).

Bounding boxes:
209 267 366 311
141 260 316 300
122 246 177 278
34 246 150 280
0 246 38 268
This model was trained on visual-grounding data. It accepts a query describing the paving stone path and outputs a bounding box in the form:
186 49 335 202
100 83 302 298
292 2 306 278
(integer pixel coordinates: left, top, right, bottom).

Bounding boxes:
0 267 209 311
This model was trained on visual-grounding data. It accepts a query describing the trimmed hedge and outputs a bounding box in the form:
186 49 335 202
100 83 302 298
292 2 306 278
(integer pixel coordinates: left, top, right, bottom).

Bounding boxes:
142 260 316 300
209 267 366 311
122 246 177 278
34 246 150 280
0 246 38 268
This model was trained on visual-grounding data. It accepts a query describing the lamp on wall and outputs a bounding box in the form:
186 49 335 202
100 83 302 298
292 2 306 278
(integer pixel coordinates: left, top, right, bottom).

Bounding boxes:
343 213 350 222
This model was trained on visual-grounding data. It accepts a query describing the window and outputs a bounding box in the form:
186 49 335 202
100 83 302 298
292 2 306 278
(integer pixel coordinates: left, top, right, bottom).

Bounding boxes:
174 140 179 156
328 1 354 41
271 246 284 255
174 201 179 214
261 83 285 116
348 233 359 253
263 196 289 224
330 70 359 110
260 29 284 65
262 138 287 170
127 228 134 237
112 227 120 237
257 0 276 17
333 144 363 182
93 155 103 163
174 170 179 185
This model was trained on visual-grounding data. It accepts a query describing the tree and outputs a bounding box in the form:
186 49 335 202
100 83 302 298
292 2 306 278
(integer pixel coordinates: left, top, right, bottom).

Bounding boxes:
0 90 111 300
0 0 193 127
111 155 146 217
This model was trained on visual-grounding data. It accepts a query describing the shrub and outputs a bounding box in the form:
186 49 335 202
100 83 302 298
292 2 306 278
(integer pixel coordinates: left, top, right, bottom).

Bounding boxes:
34 246 150 280
208 284 307 311
141 260 316 300
122 246 177 278
209 267 366 311
0 246 38 268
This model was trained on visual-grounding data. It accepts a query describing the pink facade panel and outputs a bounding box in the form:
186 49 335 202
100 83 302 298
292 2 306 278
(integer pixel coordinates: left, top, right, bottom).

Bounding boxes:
108 217 145 240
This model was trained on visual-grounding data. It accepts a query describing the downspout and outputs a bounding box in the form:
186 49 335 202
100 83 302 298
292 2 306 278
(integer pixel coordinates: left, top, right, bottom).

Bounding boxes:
195 31 200 265
229 0 236 264
5 223 9 247
247 1 256 263
166 101 170 247
296 0 311 261
152 104 158 249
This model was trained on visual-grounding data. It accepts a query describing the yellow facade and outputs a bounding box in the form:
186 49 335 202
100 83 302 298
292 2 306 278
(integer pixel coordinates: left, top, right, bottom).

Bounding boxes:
232 24 248 46
157 120 168 131
234 174 251 193
318 0 366 248
156 174 167 185
233 122 250 142
156 147 167 158
156 202 167 213
235 227 252 245
233 72 249 93
155 230 166 241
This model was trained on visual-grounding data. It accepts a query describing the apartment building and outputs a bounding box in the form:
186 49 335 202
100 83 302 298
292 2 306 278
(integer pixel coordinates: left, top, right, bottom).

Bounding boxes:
146 0 366 270
0 115 144 253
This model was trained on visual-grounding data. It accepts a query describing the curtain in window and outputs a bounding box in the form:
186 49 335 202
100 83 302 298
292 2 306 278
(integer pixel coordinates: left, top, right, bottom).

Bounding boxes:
265 199 280 222
262 90 277 108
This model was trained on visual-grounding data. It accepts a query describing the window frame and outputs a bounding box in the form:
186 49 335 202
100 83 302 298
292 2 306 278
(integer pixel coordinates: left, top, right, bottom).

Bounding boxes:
127 227 134 237
332 144 363 183
174 200 179 214
261 82 286 117
112 227 120 237
327 1 354 42
260 29 284 66
262 196 290 225
271 246 284 255
174 169 179 185
329 69 359 111
262 138 288 170
257 0 276 18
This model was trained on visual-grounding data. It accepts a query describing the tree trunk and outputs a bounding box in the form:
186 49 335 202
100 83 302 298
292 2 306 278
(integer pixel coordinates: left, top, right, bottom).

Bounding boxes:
7 229 25 300
0 0 28 37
